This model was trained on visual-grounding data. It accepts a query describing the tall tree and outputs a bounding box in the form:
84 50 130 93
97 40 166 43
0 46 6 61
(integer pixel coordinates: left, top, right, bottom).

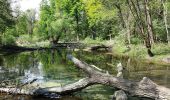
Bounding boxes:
38 0 52 40
25 9 36 35
60 0 89 41
114 0 132 44
161 0 170 44
0 0 15 34
38 0 71 44
144 0 155 44
15 13 28 36
127 0 154 57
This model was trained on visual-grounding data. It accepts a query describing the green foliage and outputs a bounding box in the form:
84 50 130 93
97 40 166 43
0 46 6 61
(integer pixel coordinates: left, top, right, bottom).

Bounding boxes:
37 0 51 39
16 34 50 47
152 43 170 56
84 0 103 27
153 19 166 41
1 0 170 51
15 14 28 36
1 28 16 45
17 34 33 44
0 0 15 34
131 37 143 45
84 0 116 27
50 17 70 36
0 0 38 45
83 37 105 45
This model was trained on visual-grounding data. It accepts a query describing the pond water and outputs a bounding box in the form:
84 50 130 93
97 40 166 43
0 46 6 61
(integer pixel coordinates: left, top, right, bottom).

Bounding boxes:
0 49 170 100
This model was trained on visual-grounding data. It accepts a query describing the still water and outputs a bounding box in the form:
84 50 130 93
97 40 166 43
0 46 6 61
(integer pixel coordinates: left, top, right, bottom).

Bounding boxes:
0 49 169 100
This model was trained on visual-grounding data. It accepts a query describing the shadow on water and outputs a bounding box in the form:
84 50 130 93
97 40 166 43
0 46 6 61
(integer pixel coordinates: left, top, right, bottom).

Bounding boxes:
0 49 169 100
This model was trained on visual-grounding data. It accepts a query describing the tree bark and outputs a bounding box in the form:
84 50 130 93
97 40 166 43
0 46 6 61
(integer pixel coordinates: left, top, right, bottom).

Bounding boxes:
115 3 126 28
90 45 112 51
75 7 80 42
0 55 170 99
115 2 131 45
161 0 170 44
144 0 155 44
114 90 127 100
127 0 154 57
125 11 132 45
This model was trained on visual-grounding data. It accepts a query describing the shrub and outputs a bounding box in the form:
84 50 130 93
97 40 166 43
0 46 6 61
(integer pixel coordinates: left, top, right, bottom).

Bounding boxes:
1 34 16 45
1 28 16 45
131 37 142 45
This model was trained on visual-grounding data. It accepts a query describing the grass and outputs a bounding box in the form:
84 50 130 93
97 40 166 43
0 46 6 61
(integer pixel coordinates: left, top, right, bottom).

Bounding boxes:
81 37 107 46
112 41 170 65
16 34 50 47
15 35 170 65
82 38 170 65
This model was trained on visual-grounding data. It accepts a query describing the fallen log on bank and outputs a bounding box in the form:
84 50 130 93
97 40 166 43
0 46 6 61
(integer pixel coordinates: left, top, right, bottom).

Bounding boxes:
0 43 83 53
114 90 127 100
90 45 112 51
0 55 170 100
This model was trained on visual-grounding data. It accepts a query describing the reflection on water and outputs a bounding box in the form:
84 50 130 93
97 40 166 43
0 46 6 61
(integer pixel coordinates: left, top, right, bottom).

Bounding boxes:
78 51 170 88
21 62 44 84
0 49 170 100
0 49 85 100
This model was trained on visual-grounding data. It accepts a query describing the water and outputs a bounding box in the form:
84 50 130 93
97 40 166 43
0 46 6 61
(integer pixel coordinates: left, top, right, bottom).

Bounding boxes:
0 49 169 100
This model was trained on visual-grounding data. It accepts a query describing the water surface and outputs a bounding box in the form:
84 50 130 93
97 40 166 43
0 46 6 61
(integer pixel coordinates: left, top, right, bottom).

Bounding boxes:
0 49 169 100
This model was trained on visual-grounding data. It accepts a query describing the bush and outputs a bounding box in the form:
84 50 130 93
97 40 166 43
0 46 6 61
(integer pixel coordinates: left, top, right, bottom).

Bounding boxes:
1 28 16 45
82 37 105 45
1 34 16 45
131 37 142 45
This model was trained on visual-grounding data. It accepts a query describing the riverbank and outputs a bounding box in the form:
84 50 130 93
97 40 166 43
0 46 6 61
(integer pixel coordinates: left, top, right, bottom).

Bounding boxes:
82 38 170 66
1 38 170 65
112 43 170 65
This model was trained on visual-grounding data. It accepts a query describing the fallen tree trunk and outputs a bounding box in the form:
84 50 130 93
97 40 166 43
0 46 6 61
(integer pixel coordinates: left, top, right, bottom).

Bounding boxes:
0 55 170 99
0 43 83 53
90 45 112 51
114 90 127 100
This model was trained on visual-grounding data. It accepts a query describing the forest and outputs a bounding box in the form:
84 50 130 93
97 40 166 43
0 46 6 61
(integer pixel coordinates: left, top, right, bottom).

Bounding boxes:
1 0 170 57
0 0 170 100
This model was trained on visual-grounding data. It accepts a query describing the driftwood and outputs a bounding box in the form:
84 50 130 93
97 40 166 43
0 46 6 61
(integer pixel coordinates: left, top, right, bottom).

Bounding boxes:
90 45 112 51
0 43 82 52
0 55 170 100
114 90 127 100
113 63 127 100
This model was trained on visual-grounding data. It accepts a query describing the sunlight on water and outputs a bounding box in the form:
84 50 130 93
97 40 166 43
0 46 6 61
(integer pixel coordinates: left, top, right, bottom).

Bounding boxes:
21 62 44 84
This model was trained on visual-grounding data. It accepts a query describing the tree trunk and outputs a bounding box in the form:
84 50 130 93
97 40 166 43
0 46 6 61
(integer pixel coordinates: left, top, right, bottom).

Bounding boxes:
115 3 126 28
91 26 96 40
115 2 131 45
1 55 170 99
161 0 170 44
144 0 155 44
127 0 154 57
75 8 80 42
51 35 61 46
125 11 132 45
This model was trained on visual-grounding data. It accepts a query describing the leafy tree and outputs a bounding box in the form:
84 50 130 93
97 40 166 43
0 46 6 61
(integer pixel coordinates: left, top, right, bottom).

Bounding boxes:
25 9 36 35
0 0 15 34
1 27 16 45
84 0 117 39
0 0 16 45
37 0 72 44
38 0 51 40
15 13 28 36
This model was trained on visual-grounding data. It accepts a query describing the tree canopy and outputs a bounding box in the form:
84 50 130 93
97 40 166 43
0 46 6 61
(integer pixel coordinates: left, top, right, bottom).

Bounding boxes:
1 0 170 56
0 0 15 33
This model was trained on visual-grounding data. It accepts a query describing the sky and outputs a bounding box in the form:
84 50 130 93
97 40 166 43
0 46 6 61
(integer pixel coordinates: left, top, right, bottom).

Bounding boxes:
11 0 42 18
19 0 42 11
